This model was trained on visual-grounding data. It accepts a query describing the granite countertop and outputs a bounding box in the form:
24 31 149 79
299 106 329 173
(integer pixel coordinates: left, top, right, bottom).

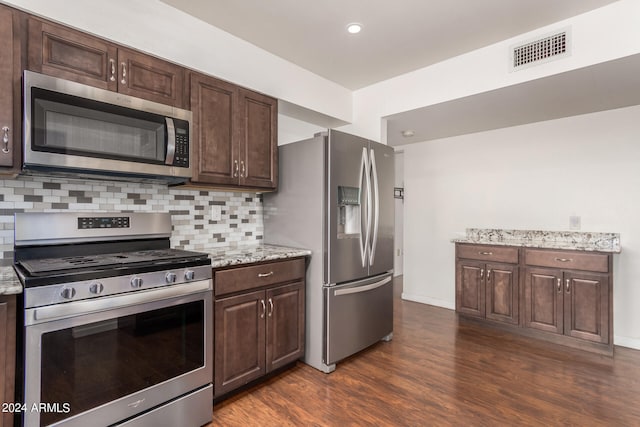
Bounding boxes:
0 266 23 295
207 244 311 269
451 228 621 253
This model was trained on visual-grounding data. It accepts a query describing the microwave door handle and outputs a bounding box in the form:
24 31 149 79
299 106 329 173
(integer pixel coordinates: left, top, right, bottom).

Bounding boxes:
165 117 176 165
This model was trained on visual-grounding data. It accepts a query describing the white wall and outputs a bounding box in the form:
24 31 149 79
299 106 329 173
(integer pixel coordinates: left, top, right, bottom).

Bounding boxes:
277 115 324 146
3 0 352 127
393 151 404 276
402 105 640 349
341 0 640 141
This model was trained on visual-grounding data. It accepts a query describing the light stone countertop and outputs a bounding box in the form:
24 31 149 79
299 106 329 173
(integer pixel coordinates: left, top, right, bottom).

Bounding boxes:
206 244 311 269
451 228 621 253
0 266 23 295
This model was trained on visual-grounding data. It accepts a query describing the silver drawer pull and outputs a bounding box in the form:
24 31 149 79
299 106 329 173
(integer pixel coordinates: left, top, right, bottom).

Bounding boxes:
258 271 274 278
478 251 493 256
555 258 572 262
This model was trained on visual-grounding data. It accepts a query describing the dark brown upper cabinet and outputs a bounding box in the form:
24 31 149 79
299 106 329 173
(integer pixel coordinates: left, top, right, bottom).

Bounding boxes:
190 72 277 190
27 18 185 108
0 4 24 173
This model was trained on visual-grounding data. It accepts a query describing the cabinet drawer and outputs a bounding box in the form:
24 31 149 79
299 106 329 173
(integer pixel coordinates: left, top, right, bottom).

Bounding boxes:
215 258 305 296
456 244 519 264
524 249 608 273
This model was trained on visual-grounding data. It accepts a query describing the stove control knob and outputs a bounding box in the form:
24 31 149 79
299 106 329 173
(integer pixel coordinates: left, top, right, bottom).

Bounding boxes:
184 270 195 281
60 287 76 300
89 282 104 295
165 272 177 283
130 277 143 288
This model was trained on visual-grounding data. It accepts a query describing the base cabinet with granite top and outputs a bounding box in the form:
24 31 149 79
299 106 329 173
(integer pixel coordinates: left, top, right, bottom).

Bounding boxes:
523 249 611 346
455 244 519 325
455 243 614 355
213 258 305 398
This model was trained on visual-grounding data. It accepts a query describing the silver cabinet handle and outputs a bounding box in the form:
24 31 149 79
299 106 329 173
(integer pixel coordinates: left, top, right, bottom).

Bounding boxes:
257 271 274 278
240 160 246 178
557 278 561 292
109 59 116 82
555 258 572 262
121 61 127 84
486 269 492 282
260 299 266 319
565 279 571 293
233 160 239 177
2 126 9 153
268 298 273 317
478 251 493 256
480 268 484 280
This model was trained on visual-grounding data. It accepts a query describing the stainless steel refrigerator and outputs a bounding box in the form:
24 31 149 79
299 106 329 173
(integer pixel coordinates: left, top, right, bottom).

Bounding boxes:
263 129 394 373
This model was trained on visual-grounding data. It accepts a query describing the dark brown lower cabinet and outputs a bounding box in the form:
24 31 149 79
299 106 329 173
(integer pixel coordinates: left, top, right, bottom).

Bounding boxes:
525 267 610 344
455 244 519 325
0 295 16 427
455 243 614 355
214 258 305 398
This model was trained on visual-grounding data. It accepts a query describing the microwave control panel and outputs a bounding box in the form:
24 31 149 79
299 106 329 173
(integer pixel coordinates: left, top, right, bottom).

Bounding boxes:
173 123 189 167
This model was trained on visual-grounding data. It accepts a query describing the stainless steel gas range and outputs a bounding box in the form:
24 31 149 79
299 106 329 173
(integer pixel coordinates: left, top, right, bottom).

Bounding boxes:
13 212 213 427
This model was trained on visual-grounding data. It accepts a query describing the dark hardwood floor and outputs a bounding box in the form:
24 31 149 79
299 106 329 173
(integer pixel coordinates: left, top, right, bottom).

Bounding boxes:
208 276 640 426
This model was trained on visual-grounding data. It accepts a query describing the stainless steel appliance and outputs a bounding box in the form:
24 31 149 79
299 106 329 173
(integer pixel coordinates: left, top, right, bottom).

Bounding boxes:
22 71 192 183
13 212 213 427
264 129 394 373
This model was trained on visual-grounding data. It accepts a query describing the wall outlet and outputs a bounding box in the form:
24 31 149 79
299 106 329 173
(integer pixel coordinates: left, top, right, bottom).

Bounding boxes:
210 205 222 221
569 215 581 230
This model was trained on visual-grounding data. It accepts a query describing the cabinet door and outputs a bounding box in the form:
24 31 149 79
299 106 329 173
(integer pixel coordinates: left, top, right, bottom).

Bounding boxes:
27 18 118 90
214 290 265 397
238 88 277 189
455 260 485 318
524 267 563 334
190 72 239 185
117 48 185 108
0 6 18 169
485 262 519 325
266 282 305 372
0 295 16 427
564 272 610 343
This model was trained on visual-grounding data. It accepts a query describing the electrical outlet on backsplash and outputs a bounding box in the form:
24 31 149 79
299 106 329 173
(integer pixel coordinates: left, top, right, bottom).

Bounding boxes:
0 176 264 266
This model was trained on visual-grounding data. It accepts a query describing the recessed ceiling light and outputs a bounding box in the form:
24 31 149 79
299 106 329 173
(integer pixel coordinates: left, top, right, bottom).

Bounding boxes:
346 23 362 34
401 130 415 138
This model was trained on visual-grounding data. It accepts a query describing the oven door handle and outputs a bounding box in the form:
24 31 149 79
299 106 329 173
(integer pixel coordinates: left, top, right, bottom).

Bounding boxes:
28 280 211 325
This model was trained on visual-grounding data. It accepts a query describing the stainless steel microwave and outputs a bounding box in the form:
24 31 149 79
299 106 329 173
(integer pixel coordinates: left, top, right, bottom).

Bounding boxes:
22 70 192 183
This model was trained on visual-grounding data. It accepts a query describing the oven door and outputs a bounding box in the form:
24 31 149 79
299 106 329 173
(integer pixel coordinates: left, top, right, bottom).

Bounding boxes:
23 280 212 427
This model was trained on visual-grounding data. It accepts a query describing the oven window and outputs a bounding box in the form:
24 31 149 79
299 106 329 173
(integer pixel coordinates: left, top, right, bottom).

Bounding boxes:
39 300 204 426
31 88 165 164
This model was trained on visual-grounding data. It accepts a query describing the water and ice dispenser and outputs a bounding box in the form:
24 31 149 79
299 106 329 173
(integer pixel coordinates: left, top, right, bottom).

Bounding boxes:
337 186 361 238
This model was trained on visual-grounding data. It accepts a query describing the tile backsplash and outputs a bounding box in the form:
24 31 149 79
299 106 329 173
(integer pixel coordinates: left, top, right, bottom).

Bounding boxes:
0 176 264 266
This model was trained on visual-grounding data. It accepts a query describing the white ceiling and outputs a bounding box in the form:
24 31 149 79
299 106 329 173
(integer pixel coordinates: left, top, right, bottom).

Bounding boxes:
161 0 618 90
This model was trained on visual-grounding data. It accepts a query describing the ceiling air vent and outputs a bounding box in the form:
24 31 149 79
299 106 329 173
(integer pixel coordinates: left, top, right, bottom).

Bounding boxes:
510 27 571 71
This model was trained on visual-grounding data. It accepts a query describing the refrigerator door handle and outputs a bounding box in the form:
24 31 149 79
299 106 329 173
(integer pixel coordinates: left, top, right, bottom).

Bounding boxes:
369 148 380 266
333 276 392 296
359 147 371 268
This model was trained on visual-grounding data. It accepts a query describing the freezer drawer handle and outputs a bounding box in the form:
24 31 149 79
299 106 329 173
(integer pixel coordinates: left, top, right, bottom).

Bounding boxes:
334 276 392 296
258 271 274 278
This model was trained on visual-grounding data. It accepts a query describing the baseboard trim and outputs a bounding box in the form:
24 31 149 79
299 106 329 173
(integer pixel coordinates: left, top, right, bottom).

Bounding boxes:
401 293 455 310
614 335 640 351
